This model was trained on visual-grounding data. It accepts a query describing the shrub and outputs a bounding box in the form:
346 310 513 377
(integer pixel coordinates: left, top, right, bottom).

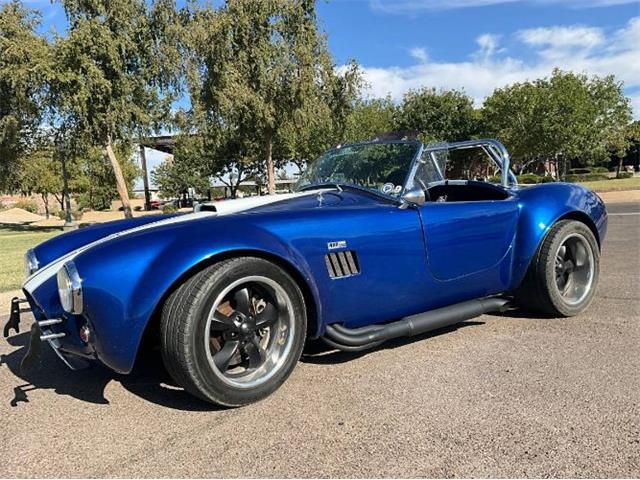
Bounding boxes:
564 174 580 183
14 199 39 214
584 173 609 182
591 167 609 174
517 173 542 184
616 171 633 179
539 176 556 183
162 203 178 214
487 175 502 184
56 209 84 221
134 205 143 211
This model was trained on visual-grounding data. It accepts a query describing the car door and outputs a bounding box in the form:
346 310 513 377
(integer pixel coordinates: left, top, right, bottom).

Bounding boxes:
418 199 519 285
412 143 520 297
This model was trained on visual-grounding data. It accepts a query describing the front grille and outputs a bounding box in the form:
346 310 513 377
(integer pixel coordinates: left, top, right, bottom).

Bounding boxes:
325 251 360 279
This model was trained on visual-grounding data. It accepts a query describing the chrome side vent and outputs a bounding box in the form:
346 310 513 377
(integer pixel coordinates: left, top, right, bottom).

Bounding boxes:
325 250 360 279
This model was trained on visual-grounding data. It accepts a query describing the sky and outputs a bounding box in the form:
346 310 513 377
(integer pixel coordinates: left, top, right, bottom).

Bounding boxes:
10 0 640 183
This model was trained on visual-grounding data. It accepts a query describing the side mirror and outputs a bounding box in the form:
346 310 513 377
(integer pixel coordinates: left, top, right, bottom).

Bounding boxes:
401 186 426 207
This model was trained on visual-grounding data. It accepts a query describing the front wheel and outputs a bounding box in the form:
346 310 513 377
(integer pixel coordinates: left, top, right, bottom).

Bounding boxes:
160 257 307 406
517 219 600 317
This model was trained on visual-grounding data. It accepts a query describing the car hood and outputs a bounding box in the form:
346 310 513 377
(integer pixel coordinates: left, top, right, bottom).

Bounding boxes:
23 188 377 293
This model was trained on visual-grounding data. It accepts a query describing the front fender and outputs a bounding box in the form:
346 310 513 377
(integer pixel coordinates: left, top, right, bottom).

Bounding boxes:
510 183 607 289
75 216 321 374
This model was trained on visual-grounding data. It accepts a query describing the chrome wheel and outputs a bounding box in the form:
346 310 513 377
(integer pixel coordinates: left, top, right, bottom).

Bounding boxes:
204 276 295 389
554 233 595 306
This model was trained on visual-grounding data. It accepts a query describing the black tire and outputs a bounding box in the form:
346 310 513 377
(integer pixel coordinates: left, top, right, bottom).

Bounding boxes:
160 257 307 407
516 219 599 317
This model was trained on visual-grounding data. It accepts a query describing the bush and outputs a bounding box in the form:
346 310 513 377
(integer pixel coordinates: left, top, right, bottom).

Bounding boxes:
539 176 556 183
162 203 178 214
56 209 84 221
591 167 609 174
569 168 591 175
564 172 609 182
134 205 143 211
14 199 39 214
487 175 502 184
584 173 609 182
616 171 633 179
517 173 542 184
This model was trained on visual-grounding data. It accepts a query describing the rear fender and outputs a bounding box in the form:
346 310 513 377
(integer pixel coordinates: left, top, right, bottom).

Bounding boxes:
510 183 607 289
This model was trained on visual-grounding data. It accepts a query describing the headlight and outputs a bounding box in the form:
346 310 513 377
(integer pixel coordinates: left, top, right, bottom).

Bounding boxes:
24 249 39 278
57 262 83 314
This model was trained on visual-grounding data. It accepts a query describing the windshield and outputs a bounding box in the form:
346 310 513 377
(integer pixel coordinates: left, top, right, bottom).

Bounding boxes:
296 142 419 197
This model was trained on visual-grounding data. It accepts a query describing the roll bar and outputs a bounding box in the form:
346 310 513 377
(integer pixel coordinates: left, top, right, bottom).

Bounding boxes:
423 138 516 187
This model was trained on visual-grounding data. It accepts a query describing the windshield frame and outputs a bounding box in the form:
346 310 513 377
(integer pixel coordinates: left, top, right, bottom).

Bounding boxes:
296 139 425 202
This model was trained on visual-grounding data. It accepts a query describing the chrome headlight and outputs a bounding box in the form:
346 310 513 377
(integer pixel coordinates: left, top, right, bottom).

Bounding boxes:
24 249 39 278
57 262 83 314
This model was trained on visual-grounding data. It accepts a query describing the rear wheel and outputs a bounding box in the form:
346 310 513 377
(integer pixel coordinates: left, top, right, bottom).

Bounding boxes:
160 257 306 406
517 220 599 317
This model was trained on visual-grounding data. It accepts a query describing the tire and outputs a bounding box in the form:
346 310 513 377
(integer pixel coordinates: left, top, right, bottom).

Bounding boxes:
160 257 307 406
516 219 599 317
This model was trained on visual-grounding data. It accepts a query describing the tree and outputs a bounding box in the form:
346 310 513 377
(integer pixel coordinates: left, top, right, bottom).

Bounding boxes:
19 145 62 218
196 0 358 194
482 69 632 177
342 97 396 144
0 2 51 191
151 154 210 200
72 145 140 211
395 88 479 143
51 0 182 217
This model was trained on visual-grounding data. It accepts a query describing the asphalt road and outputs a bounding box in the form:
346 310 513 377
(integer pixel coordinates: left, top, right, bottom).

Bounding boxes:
1 202 638 478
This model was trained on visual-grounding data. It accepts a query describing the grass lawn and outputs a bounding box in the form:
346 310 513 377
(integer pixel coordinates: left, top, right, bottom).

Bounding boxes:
0 228 61 293
579 176 640 192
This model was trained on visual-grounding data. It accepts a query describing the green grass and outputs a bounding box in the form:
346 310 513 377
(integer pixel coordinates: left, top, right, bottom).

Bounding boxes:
579 176 640 192
0 228 61 293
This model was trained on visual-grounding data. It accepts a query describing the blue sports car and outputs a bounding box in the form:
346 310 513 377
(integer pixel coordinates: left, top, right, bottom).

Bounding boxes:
5 138 607 406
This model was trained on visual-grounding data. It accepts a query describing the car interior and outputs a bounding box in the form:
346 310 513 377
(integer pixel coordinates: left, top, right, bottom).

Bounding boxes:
423 147 510 202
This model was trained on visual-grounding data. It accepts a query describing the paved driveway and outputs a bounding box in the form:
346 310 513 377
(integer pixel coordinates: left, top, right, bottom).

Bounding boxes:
1 202 638 477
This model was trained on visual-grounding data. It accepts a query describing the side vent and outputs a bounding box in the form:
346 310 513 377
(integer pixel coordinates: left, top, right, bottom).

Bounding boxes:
325 250 360 279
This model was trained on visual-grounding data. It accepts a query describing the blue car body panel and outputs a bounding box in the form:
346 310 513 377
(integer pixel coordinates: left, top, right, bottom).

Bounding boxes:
22 182 607 374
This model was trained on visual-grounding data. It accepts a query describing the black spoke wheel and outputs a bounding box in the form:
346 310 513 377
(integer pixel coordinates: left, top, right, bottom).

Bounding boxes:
205 277 294 389
517 219 599 317
160 257 306 406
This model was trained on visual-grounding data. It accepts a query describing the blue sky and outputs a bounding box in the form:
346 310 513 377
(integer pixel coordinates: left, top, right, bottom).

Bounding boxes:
11 0 640 181
18 0 640 114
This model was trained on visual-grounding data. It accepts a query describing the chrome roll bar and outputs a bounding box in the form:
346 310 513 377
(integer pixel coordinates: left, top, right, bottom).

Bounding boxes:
422 138 516 187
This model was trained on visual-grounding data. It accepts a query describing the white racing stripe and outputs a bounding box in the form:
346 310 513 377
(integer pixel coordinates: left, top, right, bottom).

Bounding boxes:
23 191 321 294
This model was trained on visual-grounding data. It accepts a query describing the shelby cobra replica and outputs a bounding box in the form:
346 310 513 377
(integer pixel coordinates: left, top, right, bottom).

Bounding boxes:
5 138 607 406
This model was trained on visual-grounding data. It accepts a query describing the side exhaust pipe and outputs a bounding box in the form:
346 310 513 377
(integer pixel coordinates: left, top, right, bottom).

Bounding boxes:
322 297 510 352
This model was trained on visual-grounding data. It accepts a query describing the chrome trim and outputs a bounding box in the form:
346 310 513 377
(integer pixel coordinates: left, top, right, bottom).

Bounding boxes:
40 332 66 341
58 262 83 314
37 318 63 327
24 248 39 277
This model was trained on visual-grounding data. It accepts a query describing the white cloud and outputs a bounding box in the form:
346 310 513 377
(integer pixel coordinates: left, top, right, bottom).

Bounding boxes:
354 17 640 118
409 47 429 63
475 33 502 60
370 0 639 14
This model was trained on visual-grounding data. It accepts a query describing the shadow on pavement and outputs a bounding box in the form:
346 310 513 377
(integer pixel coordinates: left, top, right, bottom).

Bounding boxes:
0 331 217 411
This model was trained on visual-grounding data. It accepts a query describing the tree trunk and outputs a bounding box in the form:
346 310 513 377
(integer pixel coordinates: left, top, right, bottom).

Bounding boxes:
61 156 73 226
139 144 152 210
616 156 623 178
42 193 49 219
105 141 133 219
266 135 275 195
